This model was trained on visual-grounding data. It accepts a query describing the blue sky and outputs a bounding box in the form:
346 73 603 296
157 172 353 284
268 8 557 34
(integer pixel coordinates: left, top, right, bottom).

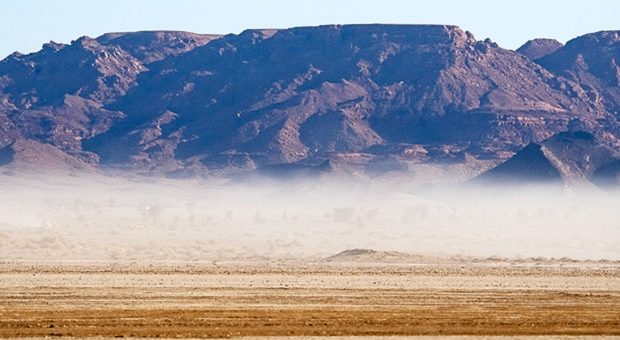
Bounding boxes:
1 0 619 59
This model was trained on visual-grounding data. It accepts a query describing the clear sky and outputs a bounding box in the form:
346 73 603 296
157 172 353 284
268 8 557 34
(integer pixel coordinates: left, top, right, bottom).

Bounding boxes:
1 0 619 59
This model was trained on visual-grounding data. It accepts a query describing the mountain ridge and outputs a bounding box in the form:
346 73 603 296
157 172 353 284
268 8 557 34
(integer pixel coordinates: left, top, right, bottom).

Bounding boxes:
2 25 620 184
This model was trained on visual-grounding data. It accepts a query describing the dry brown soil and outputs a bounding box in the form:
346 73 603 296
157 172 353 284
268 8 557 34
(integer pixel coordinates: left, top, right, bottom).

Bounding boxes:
0 261 619 338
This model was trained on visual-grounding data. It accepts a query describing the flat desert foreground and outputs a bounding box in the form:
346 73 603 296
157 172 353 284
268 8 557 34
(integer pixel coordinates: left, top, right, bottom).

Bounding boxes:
1 258 619 339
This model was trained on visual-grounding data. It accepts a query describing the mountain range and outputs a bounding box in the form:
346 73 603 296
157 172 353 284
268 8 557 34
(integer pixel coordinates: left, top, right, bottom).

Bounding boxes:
2 25 620 187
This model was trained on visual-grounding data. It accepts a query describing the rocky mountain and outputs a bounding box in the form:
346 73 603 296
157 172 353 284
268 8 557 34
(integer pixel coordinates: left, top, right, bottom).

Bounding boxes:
535 31 620 119
2 25 620 182
472 131 620 188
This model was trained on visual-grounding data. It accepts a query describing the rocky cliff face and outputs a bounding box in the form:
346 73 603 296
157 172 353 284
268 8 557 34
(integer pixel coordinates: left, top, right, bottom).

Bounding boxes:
2 25 620 180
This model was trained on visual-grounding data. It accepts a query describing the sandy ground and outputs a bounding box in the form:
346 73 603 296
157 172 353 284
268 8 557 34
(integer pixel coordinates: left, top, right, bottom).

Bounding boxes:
1 259 619 339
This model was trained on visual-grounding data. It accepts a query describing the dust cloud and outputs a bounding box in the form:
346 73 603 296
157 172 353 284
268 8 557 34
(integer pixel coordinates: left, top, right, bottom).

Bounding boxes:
0 173 619 263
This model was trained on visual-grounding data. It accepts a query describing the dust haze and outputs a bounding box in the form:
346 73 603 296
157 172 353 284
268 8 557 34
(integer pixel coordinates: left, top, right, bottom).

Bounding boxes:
1 172 619 263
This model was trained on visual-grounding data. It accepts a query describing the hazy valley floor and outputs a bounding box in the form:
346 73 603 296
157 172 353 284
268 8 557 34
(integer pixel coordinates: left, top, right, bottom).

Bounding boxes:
1 260 619 338
1 175 620 338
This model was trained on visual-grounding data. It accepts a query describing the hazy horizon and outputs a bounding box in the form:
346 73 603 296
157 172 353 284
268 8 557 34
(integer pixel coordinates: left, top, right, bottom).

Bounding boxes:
1 172 618 263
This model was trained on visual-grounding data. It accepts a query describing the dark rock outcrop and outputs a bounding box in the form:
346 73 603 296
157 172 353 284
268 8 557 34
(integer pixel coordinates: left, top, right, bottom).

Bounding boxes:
473 131 620 187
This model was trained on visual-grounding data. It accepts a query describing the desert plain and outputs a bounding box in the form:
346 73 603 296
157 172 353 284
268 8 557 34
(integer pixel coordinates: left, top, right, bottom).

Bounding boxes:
1 255 619 339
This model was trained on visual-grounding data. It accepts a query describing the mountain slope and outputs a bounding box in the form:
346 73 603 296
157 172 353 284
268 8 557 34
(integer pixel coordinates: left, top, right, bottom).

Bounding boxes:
535 31 620 121
0 31 218 167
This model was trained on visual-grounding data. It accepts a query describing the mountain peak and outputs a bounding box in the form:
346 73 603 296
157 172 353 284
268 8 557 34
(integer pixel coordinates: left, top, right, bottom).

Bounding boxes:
96 31 222 64
569 30 620 47
71 35 100 50
516 38 563 60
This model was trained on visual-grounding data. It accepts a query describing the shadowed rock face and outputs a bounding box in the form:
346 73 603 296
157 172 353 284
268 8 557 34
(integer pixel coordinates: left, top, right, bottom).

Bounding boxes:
2 25 620 179
473 143 564 185
591 159 620 189
473 131 620 188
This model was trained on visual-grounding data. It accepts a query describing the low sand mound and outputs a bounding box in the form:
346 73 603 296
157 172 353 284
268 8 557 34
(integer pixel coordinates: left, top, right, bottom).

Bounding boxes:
323 249 620 266
324 248 457 264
